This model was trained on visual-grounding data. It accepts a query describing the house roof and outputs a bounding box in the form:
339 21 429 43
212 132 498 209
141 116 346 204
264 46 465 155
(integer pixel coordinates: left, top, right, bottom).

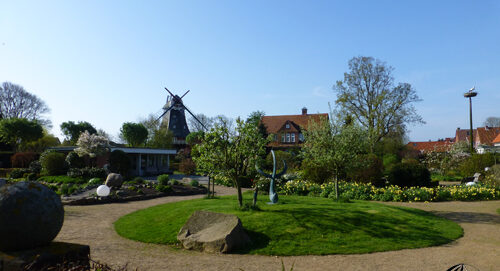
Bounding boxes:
261 113 329 134
493 133 500 144
50 146 177 155
455 128 471 143
406 139 454 153
475 126 500 146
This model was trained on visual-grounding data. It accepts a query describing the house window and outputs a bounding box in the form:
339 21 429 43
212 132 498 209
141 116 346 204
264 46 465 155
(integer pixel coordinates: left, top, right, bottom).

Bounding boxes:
281 134 285 142
274 134 277 141
286 133 290 142
285 123 290 129
291 133 296 142
299 133 304 141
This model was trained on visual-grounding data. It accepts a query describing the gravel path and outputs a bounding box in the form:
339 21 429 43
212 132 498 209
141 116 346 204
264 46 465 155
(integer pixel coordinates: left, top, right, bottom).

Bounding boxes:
56 186 500 271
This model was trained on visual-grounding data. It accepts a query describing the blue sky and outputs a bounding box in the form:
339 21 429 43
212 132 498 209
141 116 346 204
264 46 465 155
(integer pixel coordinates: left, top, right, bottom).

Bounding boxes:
1 0 499 142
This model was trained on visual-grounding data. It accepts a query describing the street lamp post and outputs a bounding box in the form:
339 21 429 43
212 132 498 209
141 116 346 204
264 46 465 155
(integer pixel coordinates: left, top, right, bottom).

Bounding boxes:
464 87 478 154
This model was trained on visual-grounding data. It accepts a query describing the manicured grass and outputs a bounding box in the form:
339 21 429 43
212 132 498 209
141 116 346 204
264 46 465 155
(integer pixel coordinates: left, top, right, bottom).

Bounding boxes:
431 173 463 182
114 195 463 256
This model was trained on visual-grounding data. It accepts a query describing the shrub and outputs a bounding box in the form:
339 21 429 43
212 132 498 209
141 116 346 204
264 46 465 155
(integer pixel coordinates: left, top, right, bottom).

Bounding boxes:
108 150 131 176
179 158 196 175
133 177 145 184
155 184 172 193
483 164 500 187
190 179 199 187
301 159 332 184
157 174 170 186
387 162 432 187
9 168 30 179
11 152 37 168
265 150 301 170
171 179 180 185
460 153 495 177
26 172 38 181
67 167 106 179
38 175 86 184
87 177 103 186
40 151 67 176
29 160 42 174
347 154 383 184
65 151 85 169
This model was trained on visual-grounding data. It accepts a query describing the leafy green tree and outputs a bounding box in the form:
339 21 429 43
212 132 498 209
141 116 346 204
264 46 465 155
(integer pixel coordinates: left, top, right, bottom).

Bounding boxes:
21 130 60 152
0 118 43 152
139 115 172 148
334 56 424 153
120 122 148 147
246 110 268 139
60 121 97 145
301 116 368 198
192 118 268 207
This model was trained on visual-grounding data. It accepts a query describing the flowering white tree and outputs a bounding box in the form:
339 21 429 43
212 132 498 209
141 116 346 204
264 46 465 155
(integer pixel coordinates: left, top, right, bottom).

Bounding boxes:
75 131 109 166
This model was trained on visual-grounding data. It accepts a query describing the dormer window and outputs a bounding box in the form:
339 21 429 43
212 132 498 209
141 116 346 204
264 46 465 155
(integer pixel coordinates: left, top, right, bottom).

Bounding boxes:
285 123 290 129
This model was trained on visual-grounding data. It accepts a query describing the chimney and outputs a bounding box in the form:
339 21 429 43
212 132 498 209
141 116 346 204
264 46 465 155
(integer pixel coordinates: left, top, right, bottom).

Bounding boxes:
302 107 307 115
457 127 460 130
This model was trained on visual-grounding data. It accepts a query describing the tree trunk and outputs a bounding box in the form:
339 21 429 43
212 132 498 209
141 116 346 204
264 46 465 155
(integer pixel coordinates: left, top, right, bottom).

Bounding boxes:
334 175 339 202
207 176 211 198
253 186 259 207
235 178 243 207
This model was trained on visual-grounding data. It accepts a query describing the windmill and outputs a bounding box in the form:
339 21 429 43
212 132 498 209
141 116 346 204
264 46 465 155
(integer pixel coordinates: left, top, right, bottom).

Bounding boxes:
157 87 207 146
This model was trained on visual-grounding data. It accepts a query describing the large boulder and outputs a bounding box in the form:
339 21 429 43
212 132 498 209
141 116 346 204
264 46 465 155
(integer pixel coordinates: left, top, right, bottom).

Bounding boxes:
0 181 64 251
105 173 123 188
177 210 251 253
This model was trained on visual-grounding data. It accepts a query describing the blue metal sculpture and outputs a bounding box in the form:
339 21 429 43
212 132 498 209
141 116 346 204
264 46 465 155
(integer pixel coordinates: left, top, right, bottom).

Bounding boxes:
256 150 287 204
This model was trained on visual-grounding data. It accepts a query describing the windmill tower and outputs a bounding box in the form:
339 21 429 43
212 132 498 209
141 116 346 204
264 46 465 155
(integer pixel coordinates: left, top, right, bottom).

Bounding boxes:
158 87 206 147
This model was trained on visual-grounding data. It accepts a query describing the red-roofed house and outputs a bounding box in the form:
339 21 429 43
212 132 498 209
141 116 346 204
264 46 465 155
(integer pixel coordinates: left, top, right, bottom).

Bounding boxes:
406 138 455 154
455 126 500 153
260 108 328 149
493 133 500 147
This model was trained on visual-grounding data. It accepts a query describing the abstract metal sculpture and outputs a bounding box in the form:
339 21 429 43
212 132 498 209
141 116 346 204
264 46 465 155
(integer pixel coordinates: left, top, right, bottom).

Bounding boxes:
256 150 287 204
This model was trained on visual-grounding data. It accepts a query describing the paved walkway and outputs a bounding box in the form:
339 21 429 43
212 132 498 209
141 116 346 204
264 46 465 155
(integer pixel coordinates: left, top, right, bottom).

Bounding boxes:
55 185 500 271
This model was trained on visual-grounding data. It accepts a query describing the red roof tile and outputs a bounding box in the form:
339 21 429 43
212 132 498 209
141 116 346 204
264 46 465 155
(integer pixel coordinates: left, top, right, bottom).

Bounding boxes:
475 126 500 146
261 113 329 134
493 133 500 144
406 140 454 153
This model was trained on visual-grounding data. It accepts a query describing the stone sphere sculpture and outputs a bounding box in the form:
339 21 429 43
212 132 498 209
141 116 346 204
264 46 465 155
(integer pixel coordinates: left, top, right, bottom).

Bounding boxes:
96 184 110 197
0 181 64 251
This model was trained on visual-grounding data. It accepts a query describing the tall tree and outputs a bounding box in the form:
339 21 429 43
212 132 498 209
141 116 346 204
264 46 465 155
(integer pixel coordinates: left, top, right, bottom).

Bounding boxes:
0 118 44 152
120 122 148 147
0 82 51 127
334 56 424 153
192 118 268 207
188 113 214 132
60 121 97 145
484 117 500 127
74 130 109 166
139 114 173 148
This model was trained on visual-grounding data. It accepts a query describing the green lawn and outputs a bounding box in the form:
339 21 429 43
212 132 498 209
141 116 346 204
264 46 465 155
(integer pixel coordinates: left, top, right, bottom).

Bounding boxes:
114 195 463 255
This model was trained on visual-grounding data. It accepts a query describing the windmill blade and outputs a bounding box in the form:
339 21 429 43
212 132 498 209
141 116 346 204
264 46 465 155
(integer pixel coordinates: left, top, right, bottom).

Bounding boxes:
157 103 176 121
164 87 175 97
182 104 208 131
180 90 190 99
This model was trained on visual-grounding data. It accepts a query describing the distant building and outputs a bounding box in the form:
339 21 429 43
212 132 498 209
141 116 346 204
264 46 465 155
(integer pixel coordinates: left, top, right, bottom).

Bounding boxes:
406 138 455 154
455 126 500 154
260 107 328 149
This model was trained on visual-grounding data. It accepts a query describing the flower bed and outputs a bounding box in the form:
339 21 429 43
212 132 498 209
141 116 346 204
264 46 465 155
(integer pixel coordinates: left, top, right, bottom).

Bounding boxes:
279 180 500 202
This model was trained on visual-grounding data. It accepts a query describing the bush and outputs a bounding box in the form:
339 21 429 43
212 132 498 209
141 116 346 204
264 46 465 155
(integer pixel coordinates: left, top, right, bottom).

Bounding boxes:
25 172 38 181
108 150 131 176
40 151 67 176
133 177 145 184
387 162 432 187
483 164 500 187
38 175 86 184
67 167 106 179
460 153 495 177
65 151 85 169
155 184 172 193
157 174 170 186
190 179 199 187
29 160 42 174
87 177 103 186
179 158 196 175
301 159 332 184
265 150 301 170
347 154 383 185
11 152 38 168
171 179 180 185
9 168 30 179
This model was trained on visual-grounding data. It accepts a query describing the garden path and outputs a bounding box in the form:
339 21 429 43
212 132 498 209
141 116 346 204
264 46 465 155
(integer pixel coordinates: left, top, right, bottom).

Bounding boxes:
56 186 500 271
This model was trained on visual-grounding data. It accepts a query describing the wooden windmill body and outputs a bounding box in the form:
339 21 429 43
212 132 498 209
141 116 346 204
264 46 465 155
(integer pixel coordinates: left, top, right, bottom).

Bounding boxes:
158 88 206 147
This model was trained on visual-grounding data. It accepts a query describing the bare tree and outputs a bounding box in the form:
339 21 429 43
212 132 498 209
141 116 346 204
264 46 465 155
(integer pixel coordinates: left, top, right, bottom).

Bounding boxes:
188 113 215 132
334 56 424 153
484 117 500 127
0 82 51 127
